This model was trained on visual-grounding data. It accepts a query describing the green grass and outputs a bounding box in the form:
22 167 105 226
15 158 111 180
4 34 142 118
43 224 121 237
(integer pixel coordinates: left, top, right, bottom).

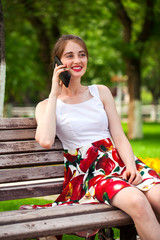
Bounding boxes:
0 198 52 212
1 122 159 239
122 122 160 158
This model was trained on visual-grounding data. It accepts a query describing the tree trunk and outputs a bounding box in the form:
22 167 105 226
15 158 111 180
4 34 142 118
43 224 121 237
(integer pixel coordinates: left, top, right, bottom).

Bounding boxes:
19 0 61 91
152 95 160 123
112 0 155 139
0 0 6 118
126 58 143 139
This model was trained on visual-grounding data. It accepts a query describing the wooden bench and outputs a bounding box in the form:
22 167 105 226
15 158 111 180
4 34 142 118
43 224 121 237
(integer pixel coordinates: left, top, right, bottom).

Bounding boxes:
0 118 137 240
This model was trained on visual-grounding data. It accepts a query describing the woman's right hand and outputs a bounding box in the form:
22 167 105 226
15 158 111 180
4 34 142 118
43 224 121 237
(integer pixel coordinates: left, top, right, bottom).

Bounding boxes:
51 64 69 97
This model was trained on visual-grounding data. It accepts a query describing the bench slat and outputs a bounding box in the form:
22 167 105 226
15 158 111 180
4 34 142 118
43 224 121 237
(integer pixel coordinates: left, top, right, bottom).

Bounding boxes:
0 129 36 141
0 139 62 154
0 204 114 225
0 209 133 240
0 117 135 240
0 151 64 168
0 118 36 129
0 181 63 200
0 165 64 183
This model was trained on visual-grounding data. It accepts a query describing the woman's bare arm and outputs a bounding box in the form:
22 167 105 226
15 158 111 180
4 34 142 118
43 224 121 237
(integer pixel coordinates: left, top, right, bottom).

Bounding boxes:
35 64 66 148
35 94 57 149
98 85 142 185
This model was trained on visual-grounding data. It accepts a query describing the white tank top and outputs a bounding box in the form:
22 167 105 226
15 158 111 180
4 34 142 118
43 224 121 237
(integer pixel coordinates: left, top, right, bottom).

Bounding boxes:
56 85 111 149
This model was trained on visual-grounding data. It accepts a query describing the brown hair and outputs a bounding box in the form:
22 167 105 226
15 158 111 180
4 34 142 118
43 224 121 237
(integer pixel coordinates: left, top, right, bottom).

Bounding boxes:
51 34 88 62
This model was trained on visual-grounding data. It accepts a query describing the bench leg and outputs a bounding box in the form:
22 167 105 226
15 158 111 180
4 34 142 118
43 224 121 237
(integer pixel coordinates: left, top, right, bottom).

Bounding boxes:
119 225 137 240
97 228 115 240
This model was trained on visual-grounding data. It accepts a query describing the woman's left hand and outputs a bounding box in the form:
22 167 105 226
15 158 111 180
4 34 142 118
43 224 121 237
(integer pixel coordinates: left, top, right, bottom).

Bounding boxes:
122 167 143 185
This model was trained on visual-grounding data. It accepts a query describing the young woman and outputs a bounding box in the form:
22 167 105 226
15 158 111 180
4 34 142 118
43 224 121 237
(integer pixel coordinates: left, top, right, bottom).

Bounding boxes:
31 35 160 240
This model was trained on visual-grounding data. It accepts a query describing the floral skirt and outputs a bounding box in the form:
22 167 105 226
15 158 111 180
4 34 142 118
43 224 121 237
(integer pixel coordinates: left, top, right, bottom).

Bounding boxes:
53 138 160 206
20 138 160 238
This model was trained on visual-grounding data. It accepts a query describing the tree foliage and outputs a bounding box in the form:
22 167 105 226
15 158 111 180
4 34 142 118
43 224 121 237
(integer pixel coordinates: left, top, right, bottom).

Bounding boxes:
2 0 125 105
2 0 160 110
142 39 160 105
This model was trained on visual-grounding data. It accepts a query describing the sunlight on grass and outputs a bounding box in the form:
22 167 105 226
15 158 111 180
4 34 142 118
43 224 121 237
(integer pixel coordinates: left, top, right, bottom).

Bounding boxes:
0 198 52 212
122 122 160 158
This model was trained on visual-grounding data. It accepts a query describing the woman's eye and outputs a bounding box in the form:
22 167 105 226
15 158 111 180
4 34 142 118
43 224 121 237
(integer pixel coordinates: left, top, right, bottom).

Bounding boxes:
67 54 73 58
79 53 86 57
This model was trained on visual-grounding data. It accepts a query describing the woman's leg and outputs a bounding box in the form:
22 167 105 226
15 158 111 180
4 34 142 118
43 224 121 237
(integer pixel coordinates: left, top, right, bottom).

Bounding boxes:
144 184 160 222
111 186 160 240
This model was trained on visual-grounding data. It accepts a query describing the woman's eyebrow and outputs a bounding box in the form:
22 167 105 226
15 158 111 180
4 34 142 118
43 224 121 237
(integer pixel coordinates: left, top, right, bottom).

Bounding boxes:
64 50 86 56
64 51 73 56
79 50 86 54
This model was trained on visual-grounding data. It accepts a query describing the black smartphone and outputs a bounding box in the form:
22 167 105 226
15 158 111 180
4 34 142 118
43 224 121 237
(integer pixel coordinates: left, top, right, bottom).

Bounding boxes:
54 56 71 88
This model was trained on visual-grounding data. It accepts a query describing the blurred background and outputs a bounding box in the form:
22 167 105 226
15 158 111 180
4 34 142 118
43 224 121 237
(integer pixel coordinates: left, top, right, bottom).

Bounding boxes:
0 0 160 230
0 0 160 143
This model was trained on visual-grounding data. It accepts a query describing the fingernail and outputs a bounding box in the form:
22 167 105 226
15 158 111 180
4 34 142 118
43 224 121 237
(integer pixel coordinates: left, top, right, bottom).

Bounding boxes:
63 68 70 70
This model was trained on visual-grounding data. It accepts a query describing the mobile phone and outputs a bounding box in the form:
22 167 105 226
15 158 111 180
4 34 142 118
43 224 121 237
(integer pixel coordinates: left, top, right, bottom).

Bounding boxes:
54 56 71 88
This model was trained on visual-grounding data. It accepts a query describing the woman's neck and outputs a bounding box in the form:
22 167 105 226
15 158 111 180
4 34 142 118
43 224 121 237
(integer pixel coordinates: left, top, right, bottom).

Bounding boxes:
59 83 90 104
61 76 85 96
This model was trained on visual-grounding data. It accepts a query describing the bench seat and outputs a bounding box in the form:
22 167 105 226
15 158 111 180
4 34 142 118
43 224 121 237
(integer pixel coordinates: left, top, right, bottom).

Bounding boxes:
0 118 136 240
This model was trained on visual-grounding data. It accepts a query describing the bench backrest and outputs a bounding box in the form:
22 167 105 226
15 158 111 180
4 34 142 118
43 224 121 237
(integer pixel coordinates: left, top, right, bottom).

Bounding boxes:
0 118 64 201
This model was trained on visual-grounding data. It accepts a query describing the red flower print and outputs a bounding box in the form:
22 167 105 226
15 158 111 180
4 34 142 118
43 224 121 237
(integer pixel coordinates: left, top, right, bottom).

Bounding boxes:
70 175 85 201
88 175 105 189
136 164 144 172
96 155 116 175
92 138 113 152
112 148 124 167
63 167 75 189
95 178 129 202
95 178 113 202
64 152 77 163
79 146 98 173
148 169 160 179
56 182 73 202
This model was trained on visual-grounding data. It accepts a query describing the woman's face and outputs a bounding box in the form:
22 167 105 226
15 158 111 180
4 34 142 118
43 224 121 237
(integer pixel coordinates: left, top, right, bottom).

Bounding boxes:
60 40 88 79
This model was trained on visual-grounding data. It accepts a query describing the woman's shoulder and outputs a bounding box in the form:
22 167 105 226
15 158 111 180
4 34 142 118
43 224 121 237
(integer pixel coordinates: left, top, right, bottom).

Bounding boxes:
35 99 48 117
96 84 110 91
89 84 110 94
96 84 112 97
36 99 48 109
95 84 114 105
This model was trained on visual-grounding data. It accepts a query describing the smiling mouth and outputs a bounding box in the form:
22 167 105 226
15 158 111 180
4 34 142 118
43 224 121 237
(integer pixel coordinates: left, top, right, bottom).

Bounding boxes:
71 66 82 71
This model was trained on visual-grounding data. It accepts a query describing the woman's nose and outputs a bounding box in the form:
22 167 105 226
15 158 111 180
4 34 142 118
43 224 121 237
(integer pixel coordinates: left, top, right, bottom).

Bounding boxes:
73 55 81 63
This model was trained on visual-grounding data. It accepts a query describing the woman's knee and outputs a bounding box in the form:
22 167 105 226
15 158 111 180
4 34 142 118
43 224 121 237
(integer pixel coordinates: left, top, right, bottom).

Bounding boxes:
129 193 150 218
111 187 151 219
